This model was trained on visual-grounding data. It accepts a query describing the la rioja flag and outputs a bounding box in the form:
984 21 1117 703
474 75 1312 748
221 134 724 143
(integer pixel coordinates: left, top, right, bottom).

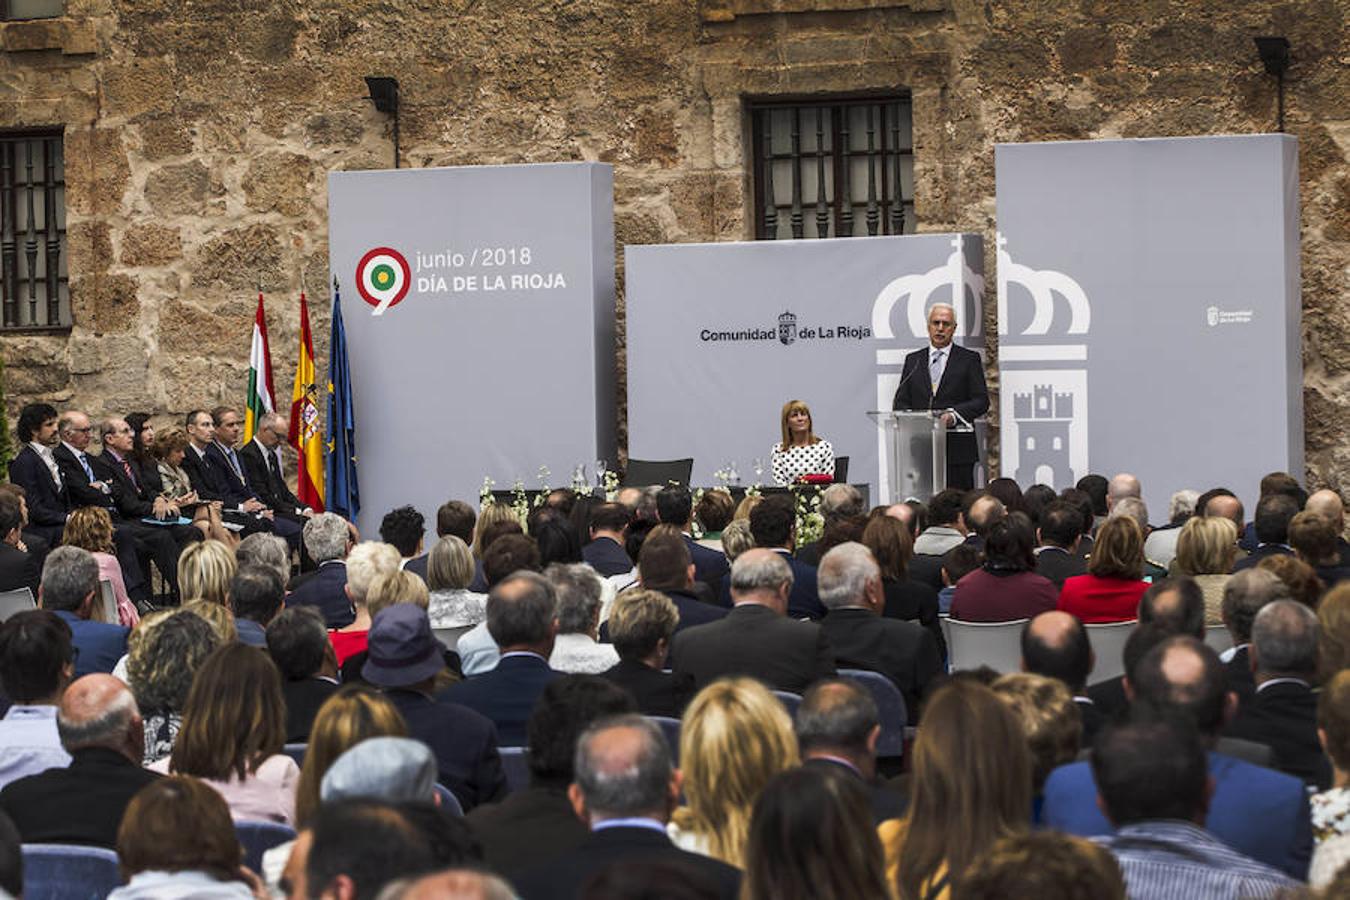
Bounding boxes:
243 292 276 444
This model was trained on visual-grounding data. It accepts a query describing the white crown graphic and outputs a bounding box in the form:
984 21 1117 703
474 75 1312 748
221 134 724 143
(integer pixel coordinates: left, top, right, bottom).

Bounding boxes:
871 235 985 340
996 233 1091 336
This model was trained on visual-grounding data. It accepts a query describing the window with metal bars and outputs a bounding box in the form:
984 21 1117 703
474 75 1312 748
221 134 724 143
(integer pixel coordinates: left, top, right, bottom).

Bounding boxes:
750 96 914 241
0 130 68 331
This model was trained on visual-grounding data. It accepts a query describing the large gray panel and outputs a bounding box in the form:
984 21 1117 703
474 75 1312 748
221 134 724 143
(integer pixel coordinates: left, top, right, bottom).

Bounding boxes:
328 163 615 540
626 234 984 497
995 135 1302 518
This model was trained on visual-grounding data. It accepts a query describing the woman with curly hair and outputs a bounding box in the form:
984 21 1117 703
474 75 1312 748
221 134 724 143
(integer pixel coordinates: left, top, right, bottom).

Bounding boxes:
125 609 221 765
61 506 137 627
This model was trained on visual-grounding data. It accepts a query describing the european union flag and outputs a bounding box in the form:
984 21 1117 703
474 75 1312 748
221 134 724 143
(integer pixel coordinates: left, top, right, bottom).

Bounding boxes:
325 279 360 519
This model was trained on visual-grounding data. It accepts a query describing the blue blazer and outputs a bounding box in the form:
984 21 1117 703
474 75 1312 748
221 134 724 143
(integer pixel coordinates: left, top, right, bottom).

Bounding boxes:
718 551 823 620
684 535 729 586
285 561 354 629
1039 751 1312 878
582 537 633 578
54 610 129 678
438 654 562 747
384 689 508 812
203 443 259 507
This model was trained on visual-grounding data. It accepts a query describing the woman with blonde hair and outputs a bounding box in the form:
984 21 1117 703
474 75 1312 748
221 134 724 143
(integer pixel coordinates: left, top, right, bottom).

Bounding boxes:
771 399 835 486
1174 515 1239 624
328 541 402 666
472 502 520 559
177 539 236 607
669 677 799 866
62 506 137 626
365 569 430 619
426 535 487 640
180 598 237 644
883 680 1032 900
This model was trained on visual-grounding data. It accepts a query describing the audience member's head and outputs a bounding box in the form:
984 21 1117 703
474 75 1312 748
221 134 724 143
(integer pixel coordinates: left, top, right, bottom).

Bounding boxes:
235 532 291 589
362 605 444 691
1250 598 1319 682
607 589 679 666
861 514 913 581
899 681 1031 900
818 483 864 524
1076 474 1109 516
267 606 334 682
168 643 285 782
727 548 793 614
58 673 143 763
965 493 1007 538
588 501 631 539
795 678 880 776
471 503 520 558
1106 473 1141 510
941 543 983 587
1196 487 1245 530
61 505 115 555
1022 483 1058 527
304 512 353 564
674 678 799 867
1108 497 1149 539
319 737 437 807
366 570 431 620
817 542 882 612
380 505 426 558
345 540 402 609
1319 584 1350 680
382 870 515 900
1127 636 1231 740
306 800 439 900
928 488 967 530
695 489 736 535
17 400 58 444
435 500 476 544
176 539 236 606
1289 510 1341 568
1306 488 1346 532
749 496 796 550
126 608 220 717
180 598 236 644
1057 488 1096 537
533 517 582 566
953 832 1126 900
655 485 694 529
1020 611 1092 694
1087 515 1144 580
982 512 1037 572
1037 501 1083 551
571 714 679 830
817 514 869 558
720 518 754 562
1253 493 1299 546
1221 567 1291 645
637 524 693 592
1256 554 1325 607
547 562 604 637
296 687 408 827
742 765 887 900
1174 515 1238 576
482 533 541 588
228 565 285 626
39 545 99 616
1091 712 1208 827
426 535 475 593
1166 489 1201 527
987 477 1024 515
1260 471 1307 506
1318 670 1350 782
0 609 73 704
528 675 636 787
1138 576 1205 639
485 571 557 654
991 673 1080 793
117 776 244 885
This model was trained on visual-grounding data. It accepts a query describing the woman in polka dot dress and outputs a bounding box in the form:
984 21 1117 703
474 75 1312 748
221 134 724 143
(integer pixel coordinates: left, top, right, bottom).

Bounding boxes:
771 400 835 486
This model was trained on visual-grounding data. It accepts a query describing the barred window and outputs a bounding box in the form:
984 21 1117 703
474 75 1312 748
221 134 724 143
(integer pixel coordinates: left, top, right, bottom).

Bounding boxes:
750 96 914 241
0 130 68 330
2 0 63 20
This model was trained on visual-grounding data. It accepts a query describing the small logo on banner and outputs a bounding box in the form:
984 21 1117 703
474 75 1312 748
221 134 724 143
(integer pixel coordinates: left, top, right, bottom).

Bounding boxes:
778 311 798 346
356 247 412 316
1205 305 1254 327
1207 305 1219 327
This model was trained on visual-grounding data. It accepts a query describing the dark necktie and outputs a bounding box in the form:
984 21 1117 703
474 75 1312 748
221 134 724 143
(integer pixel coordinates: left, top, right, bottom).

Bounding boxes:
267 448 283 490
120 458 139 492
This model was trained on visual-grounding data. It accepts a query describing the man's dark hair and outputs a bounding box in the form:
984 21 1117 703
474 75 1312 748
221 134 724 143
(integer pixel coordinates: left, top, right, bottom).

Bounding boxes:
16 402 57 444
1021 616 1092 693
1058 488 1096 536
941 543 983 584
477 518 523 557
0 495 21 538
1129 635 1228 737
655 485 693 528
208 406 235 427
796 679 879 756
983 512 1036 572
483 533 542 588
534 519 582 566
637 526 692 592
435 500 475 543
1138 577 1205 639
486 571 555 647
265 606 330 681
0 610 72 703
1195 487 1243 522
1076 475 1109 516
1022 483 1059 527
394 801 482 868
526 675 637 785
1253 493 1299 546
184 408 209 429
1091 712 1207 826
749 496 795 548
589 502 631 534
379 505 425 557
307 800 437 900
228 566 285 625
927 488 966 528
1039 501 1083 549
1260 471 1307 506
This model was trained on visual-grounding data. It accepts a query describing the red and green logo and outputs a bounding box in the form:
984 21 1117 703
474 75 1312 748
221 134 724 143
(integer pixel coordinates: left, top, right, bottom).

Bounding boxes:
356 247 411 316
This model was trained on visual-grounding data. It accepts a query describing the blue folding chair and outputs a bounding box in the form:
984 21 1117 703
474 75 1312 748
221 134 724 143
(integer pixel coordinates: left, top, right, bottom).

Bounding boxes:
236 820 296 874
772 690 803 718
22 844 122 900
838 668 909 758
647 716 682 764
282 743 307 766
500 746 530 794
433 782 464 816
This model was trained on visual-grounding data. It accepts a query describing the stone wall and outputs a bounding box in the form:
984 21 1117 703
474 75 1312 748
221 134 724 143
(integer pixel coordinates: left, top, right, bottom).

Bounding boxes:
0 0 1345 495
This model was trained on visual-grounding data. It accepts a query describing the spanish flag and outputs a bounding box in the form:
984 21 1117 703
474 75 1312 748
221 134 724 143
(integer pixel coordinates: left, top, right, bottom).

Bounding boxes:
289 292 325 511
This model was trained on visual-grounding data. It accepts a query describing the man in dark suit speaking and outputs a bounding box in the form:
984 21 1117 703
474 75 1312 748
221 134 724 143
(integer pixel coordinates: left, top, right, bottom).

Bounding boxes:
892 303 989 490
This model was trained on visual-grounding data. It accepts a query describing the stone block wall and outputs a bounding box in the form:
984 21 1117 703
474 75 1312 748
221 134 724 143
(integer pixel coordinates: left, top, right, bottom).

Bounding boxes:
0 0 1345 497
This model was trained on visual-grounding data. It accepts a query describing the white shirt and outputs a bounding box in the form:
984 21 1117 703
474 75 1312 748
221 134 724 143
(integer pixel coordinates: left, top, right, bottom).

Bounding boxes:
27 441 60 485
0 705 72 790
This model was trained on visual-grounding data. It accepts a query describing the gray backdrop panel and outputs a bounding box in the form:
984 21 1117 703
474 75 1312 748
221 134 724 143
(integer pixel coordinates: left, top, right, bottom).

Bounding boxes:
328 162 615 540
995 134 1302 519
625 234 984 498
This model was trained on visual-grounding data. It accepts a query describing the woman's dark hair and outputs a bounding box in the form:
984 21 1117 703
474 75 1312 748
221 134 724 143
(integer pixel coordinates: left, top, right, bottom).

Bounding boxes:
983 512 1037 573
125 412 154 463
1022 484 1058 527
861 515 913 581
168 643 286 781
987 478 1025 515
534 518 582 566
117 776 243 883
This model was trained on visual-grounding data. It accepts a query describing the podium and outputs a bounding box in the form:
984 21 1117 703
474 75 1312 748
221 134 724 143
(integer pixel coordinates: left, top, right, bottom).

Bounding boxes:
869 410 974 505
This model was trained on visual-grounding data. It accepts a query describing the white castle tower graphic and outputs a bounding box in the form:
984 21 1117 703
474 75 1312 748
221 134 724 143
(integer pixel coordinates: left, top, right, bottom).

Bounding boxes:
996 232 1093 488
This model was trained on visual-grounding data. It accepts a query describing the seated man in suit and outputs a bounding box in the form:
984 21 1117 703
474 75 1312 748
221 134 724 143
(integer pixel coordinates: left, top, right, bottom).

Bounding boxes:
228 565 284 648
286 512 356 628
1091 712 1297 898
1021 611 1103 745
581 501 634 577
439 571 563 746
0 484 51 575
467 675 637 877
266 606 339 742
0 673 159 848
1220 568 1292 710
38 546 128 677
1232 493 1298 573
0 493 40 598
513 715 741 900
796 484 864 567
362 604 506 811
1035 501 1088 588
655 485 728 592
0 610 73 789
817 542 939 723
236 411 313 528
748 495 823 619
207 406 302 547
633 525 728 635
405 499 476 582
1224 599 1329 789
178 409 271 538
7 403 70 547
1042 635 1311 878
602 589 696 718
671 548 835 694
797 679 906 825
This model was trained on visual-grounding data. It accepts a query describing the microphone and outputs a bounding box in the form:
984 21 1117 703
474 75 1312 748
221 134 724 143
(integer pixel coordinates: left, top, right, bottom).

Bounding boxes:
891 355 926 410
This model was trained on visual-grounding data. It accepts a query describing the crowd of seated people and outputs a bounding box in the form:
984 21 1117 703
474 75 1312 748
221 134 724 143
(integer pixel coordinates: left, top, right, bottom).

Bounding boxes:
2 402 1350 898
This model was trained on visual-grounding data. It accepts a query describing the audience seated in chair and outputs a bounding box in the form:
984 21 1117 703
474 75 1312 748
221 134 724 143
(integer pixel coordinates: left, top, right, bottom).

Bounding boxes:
602 589 696 718
1021 611 1103 745
950 514 1058 623
40 545 129 677
796 678 906 825
266 606 340 743
286 513 356 629
546 563 619 674
0 609 73 789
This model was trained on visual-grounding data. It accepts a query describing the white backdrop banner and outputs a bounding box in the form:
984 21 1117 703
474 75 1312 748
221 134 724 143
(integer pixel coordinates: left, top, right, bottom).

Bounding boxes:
995 134 1302 518
625 234 984 498
328 163 615 539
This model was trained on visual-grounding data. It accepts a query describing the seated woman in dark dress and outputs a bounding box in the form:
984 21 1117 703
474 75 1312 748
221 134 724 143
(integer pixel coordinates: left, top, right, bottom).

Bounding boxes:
862 514 946 661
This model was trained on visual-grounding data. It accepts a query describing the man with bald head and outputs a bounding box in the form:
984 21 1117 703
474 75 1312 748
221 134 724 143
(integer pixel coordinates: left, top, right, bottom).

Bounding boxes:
669 548 836 693
0 673 159 847
1106 473 1141 512
1306 489 1350 565
1021 611 1102 743
514 715 740 899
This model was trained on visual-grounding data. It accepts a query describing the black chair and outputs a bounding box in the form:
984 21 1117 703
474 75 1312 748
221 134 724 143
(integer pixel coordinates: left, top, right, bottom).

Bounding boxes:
236 820 296 874
833 456 849 483
622 458 693 488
